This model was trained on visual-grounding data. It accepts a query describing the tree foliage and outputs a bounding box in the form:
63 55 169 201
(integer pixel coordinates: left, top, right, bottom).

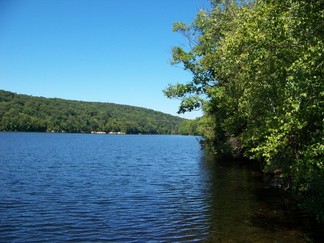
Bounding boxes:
0 90 186 135
165 0 324 221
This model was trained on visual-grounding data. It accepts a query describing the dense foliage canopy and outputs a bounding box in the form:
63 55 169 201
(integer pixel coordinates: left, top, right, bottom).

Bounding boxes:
0 90 186 134
165 0 323 221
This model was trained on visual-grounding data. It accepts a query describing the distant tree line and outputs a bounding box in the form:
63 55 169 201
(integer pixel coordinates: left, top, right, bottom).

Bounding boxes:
0 90 190 135
165 1 323 222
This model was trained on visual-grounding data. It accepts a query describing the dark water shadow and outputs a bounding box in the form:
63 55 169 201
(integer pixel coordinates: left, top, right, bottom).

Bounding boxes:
200 154 324 242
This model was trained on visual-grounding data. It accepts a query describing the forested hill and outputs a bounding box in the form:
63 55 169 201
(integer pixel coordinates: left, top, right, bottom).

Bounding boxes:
0 90 186 134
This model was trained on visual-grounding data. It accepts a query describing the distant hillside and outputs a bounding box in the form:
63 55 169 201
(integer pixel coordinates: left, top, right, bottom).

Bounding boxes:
0 90 186 134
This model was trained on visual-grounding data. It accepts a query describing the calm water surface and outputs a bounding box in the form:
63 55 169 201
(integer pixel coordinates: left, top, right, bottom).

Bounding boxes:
0 133 321 242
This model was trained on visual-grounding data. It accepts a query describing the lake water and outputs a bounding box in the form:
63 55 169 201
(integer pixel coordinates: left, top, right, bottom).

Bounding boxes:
0 133 322 242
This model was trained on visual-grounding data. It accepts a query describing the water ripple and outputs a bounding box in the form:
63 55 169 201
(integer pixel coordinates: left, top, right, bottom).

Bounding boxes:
0 134 209 242
1 133 318 242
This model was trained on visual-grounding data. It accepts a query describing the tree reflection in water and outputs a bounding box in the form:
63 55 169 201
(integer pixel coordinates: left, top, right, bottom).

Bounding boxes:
200 154 323 242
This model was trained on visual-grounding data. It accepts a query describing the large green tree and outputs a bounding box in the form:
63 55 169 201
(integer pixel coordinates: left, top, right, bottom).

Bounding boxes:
165 0 324 221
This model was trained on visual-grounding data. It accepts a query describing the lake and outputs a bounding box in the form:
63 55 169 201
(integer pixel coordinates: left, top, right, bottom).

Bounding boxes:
0 133 322 242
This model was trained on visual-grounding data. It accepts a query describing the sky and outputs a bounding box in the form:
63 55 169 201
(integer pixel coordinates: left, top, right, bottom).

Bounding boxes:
0 0 211 119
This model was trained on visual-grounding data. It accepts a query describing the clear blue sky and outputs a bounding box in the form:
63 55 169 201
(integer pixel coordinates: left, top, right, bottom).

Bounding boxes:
0 0 210 119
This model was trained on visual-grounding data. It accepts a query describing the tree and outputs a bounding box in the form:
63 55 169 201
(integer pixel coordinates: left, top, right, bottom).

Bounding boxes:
164 0 324 221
